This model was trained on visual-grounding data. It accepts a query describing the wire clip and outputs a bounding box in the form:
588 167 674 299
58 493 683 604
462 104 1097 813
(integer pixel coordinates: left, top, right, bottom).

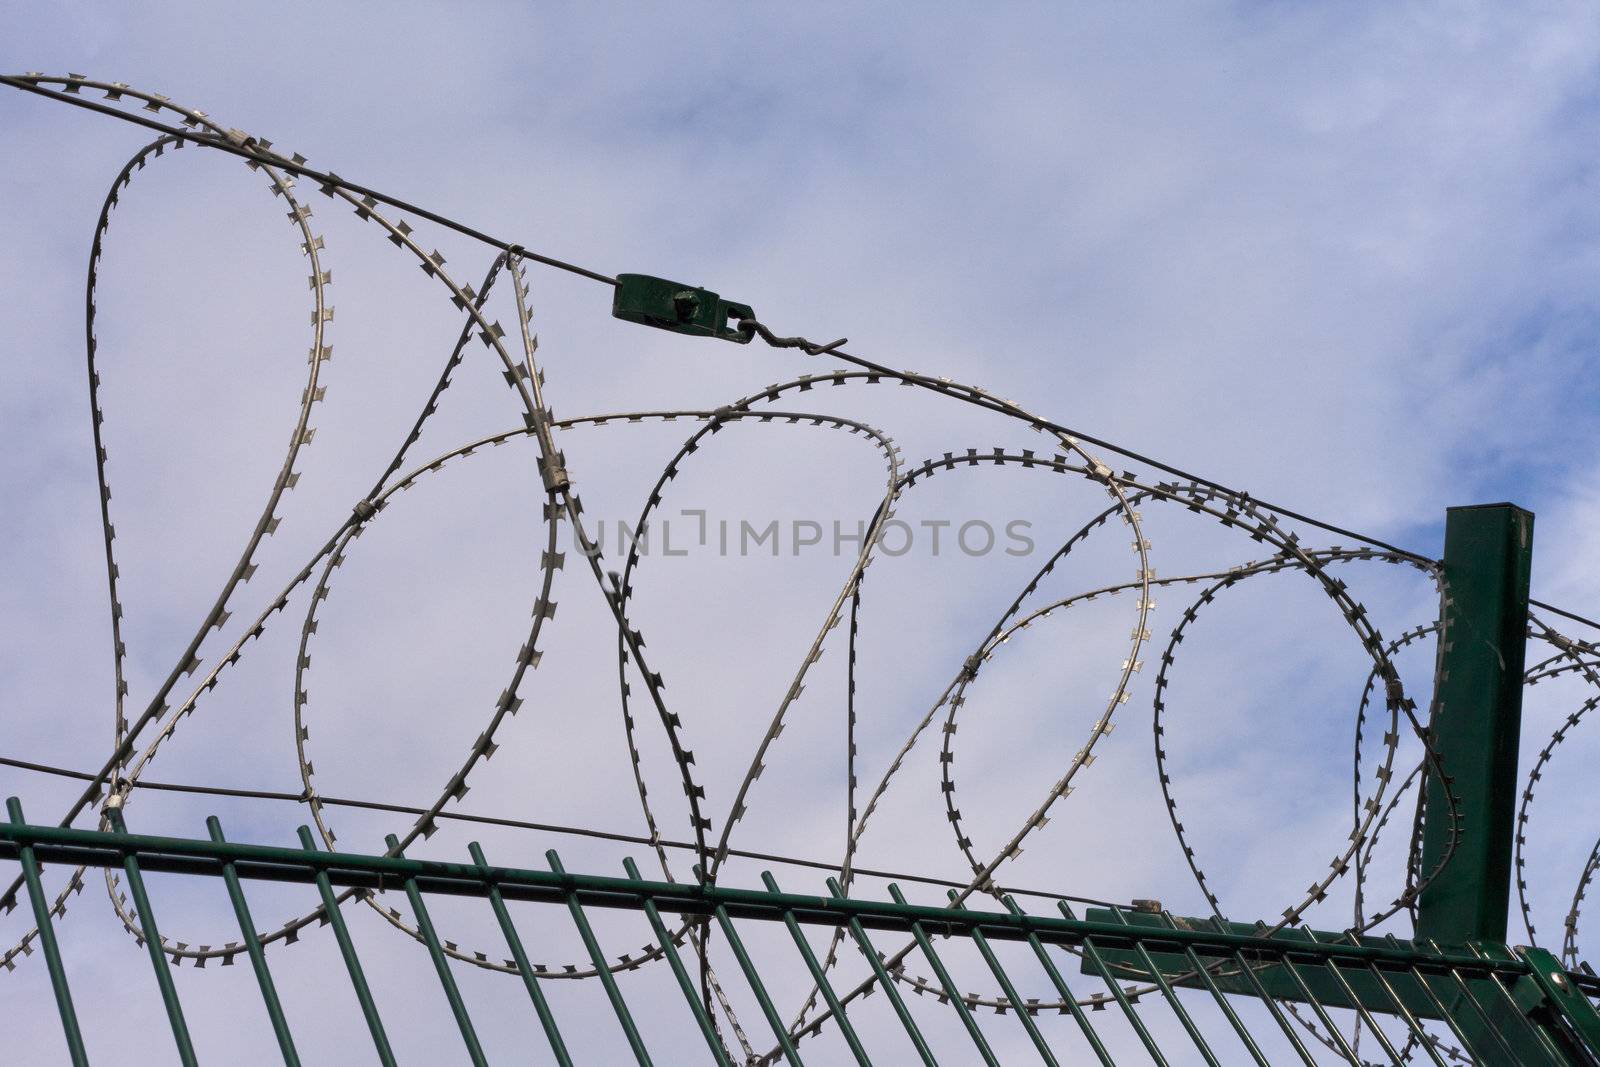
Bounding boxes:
611 273 754 343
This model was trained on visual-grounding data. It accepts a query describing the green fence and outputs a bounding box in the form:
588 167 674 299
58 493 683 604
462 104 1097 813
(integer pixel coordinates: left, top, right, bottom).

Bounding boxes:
3 799 1598 1066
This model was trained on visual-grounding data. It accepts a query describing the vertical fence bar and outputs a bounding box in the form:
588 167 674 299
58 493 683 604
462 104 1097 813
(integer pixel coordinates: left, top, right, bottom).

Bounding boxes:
1155 911 1269 1067
1104 905 1222 1066
1419 503 1534 945
943 891 1059 1066
1439 964 1527 1063
547 850 654 1067
468 842 573 1067
105 800 197 1067
7 799 87 1067
1001 896 1115 1067
207 817 300 1066
383 835 487 1067
1297 929 1403 1065
296 826 397 1067
1275 952 1362 1062
700 871 804 1066
826 877 940 1067
887 884 999 1067
1207 919 1318 1067
1458 944 1568 1066
623 858 733 1066
1348 952 1449 1067
761 872 870 1067
1063 902 1170 1067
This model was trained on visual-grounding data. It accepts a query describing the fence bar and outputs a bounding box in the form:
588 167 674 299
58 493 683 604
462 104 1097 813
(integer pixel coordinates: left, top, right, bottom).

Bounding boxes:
469 842 573 1067
624 857 733 1066
295 827 397 1067
1347 945 1449 1067
1158 913 1269 1067
1276 952 1362 1062
1001 895 1116 1066
1105 905 1222 1066
706 891 804 1066
547 850 654 1067
945 891 1059 1066
826 877 940 1067
888 884 999 1067
763 872 871 1067
1305 927 1408 1067
0 818 1554 977
1063 903 1170 1067
6 798 87 1067
1207 917 1319 1067
383 835 487 1067
207 817 300 1066
105 801 197 1067
1459 943 1568 1066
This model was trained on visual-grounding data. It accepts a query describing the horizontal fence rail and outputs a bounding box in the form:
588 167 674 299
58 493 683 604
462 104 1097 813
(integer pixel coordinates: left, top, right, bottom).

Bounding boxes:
2 806 1598 1065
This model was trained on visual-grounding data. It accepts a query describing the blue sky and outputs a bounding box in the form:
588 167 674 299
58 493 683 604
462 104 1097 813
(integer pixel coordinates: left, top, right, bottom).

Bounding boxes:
5 4 1600 1063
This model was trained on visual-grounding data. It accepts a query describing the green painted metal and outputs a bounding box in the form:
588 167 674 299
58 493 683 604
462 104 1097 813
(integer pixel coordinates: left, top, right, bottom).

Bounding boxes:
1000 894 1116 1066
612 273 754 343
709 895 806 1066
206 817 300 1066
1103 905 1220 1066
1521 945 1600 1057
624 857 734 1066
1419 502 1535 946
764 871 872 1067
946 891 1060 1066
104 803 198 1067
3 808 1598 1065
546 849 654 1067
888 882 1001 1067
469 841 574 1067
1070 906 1171 1067
7 799 87 1067
295 825 397 1067
384 834 488 1067
826 876 940 1067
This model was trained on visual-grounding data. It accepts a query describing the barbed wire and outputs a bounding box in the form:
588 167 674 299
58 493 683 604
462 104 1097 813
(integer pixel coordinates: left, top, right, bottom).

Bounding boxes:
1 71 1595 1064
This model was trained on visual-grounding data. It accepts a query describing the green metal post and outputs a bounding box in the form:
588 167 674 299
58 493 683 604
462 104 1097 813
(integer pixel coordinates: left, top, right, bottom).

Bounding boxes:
7 798 87 1066
106 801 198 1067
207 817 299 1066
1418 503 1534 945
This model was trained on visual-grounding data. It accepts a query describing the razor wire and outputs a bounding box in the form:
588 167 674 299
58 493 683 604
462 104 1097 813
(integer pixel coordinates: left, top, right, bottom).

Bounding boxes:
1 71 1597 1065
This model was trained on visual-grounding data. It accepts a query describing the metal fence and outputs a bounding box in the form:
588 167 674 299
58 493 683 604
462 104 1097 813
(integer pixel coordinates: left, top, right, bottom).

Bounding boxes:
4 798 1597 1066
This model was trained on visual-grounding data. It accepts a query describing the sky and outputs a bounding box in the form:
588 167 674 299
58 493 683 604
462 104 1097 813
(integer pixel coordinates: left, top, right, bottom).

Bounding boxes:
4 3 1600 1064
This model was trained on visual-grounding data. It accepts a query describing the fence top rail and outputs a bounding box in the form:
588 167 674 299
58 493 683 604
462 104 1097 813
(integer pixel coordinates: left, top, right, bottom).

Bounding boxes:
0 815 1563 987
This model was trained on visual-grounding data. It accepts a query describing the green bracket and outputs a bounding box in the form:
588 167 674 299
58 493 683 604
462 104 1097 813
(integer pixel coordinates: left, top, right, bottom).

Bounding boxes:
1080 912 1445 1018
1082 914 1599 1064
1419 503 1534 946
612 273 754 343
1518 946 1600 1059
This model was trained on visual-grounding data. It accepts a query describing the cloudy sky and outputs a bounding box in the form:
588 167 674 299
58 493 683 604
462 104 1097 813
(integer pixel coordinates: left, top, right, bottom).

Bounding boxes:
4 4 1600 1064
